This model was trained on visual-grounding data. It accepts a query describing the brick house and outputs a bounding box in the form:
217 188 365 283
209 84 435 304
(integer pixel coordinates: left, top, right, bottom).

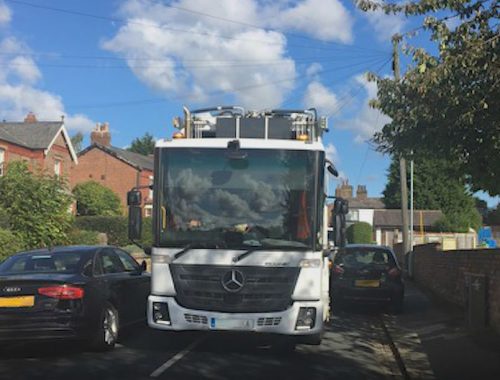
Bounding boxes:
71 123 154 216
0 112 78 178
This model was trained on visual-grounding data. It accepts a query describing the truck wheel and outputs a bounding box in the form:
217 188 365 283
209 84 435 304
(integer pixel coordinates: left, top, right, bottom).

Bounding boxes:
89 302 120 351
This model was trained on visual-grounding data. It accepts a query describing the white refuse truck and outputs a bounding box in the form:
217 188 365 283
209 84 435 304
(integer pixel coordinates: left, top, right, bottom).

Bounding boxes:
127 106 348 346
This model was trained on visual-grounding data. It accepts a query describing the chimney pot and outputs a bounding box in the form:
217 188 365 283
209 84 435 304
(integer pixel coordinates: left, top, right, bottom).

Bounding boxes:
91 122 111 147
24 112 37 123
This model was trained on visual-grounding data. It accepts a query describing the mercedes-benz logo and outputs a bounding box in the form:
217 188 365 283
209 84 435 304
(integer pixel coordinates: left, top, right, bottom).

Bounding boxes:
221 270 245 293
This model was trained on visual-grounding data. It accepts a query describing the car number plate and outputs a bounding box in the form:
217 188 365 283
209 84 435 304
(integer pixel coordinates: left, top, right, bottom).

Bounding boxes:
354 280 380 288
210 318 254 330
0 296 35 308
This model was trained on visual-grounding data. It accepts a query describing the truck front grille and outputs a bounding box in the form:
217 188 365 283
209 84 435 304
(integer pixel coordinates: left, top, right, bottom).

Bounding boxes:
170 265 300 313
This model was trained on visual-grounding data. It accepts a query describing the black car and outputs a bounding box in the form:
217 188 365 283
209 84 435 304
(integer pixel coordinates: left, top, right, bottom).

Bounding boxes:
0 246 150 350
330 244 404 312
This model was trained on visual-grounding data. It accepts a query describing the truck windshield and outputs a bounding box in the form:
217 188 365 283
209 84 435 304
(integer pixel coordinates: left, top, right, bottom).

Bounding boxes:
157 148 321 250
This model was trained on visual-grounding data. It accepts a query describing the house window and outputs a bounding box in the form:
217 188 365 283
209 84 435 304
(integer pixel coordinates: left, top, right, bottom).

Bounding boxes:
0 148 5 176
54 159 61 176
346 209 359 222
149 175 154 199
144 205 153 218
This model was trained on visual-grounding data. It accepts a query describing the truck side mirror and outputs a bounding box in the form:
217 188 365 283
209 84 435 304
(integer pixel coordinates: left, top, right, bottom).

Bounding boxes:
128 206 143 242
127 190 142 206
332 198 349 248
327 165 338 177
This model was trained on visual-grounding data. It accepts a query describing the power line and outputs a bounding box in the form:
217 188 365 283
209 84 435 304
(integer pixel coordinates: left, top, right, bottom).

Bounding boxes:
66 55 391 109
5 0 388 54
0 54 391 70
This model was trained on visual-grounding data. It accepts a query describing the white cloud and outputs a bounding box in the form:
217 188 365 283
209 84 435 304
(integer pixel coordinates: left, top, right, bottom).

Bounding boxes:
0 1 11 26
306 62 323 78
325 143 340 164
0 36 94 133
363 9 405 41
267 0 353 43
303 81 339 115
337 74 391 143
103 0 354 109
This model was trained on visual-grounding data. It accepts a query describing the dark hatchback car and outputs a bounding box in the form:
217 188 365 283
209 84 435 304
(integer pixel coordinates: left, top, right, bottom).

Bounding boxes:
0 246 150 350
330 244 404 312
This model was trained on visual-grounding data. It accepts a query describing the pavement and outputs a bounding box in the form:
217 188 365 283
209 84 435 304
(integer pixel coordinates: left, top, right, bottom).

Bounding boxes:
1 281 499 380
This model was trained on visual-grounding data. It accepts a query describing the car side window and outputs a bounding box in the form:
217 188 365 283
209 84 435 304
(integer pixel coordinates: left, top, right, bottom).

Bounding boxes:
115 249 140 272
98 250 125 274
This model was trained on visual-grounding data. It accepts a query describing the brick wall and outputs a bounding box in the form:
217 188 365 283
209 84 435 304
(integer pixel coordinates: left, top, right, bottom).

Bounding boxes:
71 146 152 211
44 132 76 178
412 243 500 332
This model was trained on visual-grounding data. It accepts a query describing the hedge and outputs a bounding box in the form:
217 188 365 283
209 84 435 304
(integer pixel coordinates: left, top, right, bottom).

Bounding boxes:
67 229 101 246
346 222 373 244
0 229 24 262
74 216 153 247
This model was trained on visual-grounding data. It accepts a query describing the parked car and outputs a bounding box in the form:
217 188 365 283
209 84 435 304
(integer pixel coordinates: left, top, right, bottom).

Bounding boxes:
330 244 404 312
0 246 150 350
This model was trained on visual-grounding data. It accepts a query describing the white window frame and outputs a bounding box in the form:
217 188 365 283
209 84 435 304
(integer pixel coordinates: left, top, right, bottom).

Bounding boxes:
149 175 154 199
144 205 153 218
54 158 61 177
0 148 5 177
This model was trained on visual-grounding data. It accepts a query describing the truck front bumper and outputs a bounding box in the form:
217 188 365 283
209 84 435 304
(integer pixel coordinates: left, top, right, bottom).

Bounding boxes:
147 295 324 337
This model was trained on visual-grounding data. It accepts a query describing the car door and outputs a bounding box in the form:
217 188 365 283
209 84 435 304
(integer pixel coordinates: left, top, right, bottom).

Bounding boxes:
95 248 131 325
114 249 150 322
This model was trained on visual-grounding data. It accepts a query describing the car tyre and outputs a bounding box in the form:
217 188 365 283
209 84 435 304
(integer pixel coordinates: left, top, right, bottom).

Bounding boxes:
90 302 120 351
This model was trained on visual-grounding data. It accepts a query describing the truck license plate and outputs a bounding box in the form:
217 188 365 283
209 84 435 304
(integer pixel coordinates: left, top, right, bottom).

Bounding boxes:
210 318 254 330
0 296 35 308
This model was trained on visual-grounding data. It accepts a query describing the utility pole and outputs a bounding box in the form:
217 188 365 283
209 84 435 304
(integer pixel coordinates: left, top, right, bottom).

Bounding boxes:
392 35 410 262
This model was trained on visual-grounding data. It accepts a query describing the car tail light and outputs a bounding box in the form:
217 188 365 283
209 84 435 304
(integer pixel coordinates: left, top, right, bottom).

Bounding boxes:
333 264 344 275
388 267 401 278
38 285 84 300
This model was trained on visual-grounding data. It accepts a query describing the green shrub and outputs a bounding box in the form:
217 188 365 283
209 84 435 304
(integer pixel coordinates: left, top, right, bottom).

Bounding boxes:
346 222 373 244
67 229 101 246
73 181 122 216
73 216 153 247
0 229 24 262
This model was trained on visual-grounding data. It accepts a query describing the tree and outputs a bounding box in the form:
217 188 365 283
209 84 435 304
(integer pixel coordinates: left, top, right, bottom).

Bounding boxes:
71 132 84 153
127 133 155 156
383 156 481 232
73 181 122 216
358 0 500 196
346 222 373 244
0 161 73 248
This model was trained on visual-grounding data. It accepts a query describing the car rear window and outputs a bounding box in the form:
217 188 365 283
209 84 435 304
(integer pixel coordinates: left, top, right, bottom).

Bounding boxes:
335 248 396 268
0 252 87 274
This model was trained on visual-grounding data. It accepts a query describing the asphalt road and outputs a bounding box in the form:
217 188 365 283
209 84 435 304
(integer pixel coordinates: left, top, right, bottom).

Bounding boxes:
0 307 403 380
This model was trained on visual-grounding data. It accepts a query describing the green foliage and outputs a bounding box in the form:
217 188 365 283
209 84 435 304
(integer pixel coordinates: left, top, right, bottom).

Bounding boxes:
70 132 84 153
127 133 155 156
383 156 481 232
73 181 122 216
0 229 24 262
358 0 500 196
73 216 153 247
67 229 101 246
346 222 373 244
0 161 73 249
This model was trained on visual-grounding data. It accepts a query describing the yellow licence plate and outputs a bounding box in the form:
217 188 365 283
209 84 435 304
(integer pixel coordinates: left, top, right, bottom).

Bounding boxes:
0 296 35 308
355 280 380 288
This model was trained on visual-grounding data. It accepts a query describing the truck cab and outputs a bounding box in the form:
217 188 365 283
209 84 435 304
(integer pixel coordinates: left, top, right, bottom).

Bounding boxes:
128 106 346 345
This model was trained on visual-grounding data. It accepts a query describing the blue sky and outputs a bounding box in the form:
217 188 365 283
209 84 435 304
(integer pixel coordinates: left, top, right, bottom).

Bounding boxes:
0 0 497 207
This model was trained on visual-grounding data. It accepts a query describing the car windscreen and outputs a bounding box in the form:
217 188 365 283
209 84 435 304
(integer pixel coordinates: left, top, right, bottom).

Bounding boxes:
0 251 88 275
335 249 396 269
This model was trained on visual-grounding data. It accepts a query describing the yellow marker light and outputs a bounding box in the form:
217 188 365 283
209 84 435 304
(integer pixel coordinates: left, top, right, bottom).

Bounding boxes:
173 132 185 139
297 134 309 141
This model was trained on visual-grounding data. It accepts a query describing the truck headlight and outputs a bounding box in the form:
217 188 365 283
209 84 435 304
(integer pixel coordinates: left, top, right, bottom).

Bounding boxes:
152 302 171 325
152 255 172 264
299 259 321 268
295 307 316 330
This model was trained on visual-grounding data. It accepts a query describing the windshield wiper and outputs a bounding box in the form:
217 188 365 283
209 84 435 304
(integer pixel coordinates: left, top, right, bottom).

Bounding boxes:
173 241 226 261
233 245 308 263
232 246 267 263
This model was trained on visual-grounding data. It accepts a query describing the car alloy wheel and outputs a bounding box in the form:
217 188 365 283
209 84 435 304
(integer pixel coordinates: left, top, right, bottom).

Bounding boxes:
103 306 119 345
